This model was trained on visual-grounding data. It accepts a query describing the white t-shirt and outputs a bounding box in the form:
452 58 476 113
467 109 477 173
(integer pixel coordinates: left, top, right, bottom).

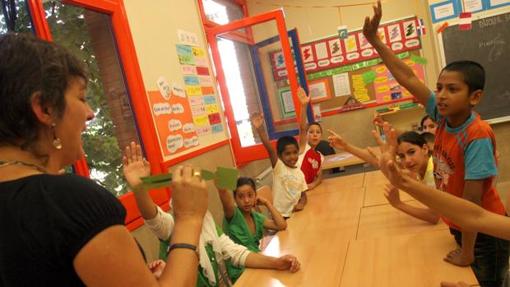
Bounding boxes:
272 159 308 217
145 207 250 286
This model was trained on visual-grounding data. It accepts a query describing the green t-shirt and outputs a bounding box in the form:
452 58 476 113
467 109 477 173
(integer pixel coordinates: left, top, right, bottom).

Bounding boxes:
223 207 266 252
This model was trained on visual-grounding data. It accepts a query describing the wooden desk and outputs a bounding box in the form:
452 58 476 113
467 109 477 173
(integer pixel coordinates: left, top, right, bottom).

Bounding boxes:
314 172 365 193
235 174 478 287
340 229 479 287
234 179 365 287
363 171 414 207
322 146 380 170
322 153 365 170
356 201 448 240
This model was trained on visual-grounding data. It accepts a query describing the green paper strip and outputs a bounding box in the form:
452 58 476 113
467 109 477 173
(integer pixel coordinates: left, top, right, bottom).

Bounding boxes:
307 51 410 80
140 167 239 191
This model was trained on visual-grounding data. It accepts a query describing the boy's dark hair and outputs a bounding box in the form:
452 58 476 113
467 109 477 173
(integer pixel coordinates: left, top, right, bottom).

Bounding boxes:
307 122 322 132
442 60 485 93
420 115 432 129
276 136 299 155
397 131 427 147
234 177 256 196
0 33 87 149
420 132 435 144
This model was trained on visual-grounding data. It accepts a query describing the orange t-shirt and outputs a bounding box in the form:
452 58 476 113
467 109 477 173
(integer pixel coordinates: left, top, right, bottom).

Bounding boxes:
427 94 505 230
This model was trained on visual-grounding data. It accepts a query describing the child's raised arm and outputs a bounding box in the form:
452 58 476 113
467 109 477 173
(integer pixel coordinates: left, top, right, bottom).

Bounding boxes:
251 112 278 167
123 142 158 220
327 129 380 168
297 86 310 154
215 181 236 220
363 1 431 105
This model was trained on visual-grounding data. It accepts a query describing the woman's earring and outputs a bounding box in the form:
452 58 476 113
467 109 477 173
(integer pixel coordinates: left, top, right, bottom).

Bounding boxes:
51 123 63 150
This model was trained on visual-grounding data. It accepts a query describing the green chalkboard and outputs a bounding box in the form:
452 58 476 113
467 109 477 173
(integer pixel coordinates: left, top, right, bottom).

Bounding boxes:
441 12 510 122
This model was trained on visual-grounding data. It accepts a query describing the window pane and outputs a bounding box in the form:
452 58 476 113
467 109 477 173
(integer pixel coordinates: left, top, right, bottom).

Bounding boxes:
44 1 141 196
0 0 33 34
215 21 299 147
203 0 244 24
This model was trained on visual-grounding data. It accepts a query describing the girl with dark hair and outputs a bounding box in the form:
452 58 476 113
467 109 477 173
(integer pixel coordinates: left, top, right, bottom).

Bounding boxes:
217 177 287 252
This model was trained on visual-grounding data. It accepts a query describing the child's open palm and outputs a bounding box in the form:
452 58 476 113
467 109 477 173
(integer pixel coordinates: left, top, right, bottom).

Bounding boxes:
123 142 151 191
362 0 382 42
251 112 265 130
327 129 348 149
297 86 310 105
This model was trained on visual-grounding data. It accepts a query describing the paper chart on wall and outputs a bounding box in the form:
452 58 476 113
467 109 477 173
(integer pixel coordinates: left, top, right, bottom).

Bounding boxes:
176 44 224 136
332 73 351 97
148 77 199 157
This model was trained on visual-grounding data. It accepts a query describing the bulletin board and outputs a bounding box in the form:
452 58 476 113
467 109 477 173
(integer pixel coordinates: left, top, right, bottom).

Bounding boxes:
269 16 427 117
146 31 228 162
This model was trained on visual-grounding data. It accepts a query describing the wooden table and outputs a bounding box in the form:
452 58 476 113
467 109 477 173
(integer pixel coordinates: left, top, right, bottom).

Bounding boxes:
363 170 415 207
340 229 479 287
322 147 380 170
234 184 364 287
356 201 448 240
322 152 365 170
234 173 478 286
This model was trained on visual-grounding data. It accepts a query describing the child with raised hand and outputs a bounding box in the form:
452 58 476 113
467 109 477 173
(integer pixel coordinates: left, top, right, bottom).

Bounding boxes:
251 112 308 217
123 142 300 286
216 177 287 252
329 129 439 224
296 87 324 190
376 125 509 287
363 2 508 286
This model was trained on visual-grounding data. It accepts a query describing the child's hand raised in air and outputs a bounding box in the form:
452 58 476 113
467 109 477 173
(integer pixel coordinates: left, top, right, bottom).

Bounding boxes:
123 142 151 192
250 112 265 130
362 0 382 43
276 255 301 273
384 184 402 207
297 86 310 106
327 129 348 149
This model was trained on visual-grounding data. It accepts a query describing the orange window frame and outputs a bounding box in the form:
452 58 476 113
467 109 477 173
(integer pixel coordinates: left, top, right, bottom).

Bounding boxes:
206 10 303 166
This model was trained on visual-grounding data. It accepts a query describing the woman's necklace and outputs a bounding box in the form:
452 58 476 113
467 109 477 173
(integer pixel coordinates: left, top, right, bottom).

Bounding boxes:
0 160 47 173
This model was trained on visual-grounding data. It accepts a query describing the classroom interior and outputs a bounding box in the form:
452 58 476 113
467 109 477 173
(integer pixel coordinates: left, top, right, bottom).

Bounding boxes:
5 0 510 286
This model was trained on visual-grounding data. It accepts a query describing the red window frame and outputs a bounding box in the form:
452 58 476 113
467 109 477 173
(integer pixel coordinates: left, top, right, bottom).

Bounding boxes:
27 0 167 230
206 10 303 166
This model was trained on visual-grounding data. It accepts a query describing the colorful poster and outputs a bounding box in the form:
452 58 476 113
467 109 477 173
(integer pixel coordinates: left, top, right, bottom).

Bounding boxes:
174 43 225 146
269 17 422 80
148 87 198 156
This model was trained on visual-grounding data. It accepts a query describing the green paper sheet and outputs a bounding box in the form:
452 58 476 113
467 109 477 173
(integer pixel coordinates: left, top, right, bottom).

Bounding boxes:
214 167 240 191
139 167 239 191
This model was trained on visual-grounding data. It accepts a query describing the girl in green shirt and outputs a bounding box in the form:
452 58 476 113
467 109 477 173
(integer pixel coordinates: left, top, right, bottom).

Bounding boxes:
217 177 287 252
